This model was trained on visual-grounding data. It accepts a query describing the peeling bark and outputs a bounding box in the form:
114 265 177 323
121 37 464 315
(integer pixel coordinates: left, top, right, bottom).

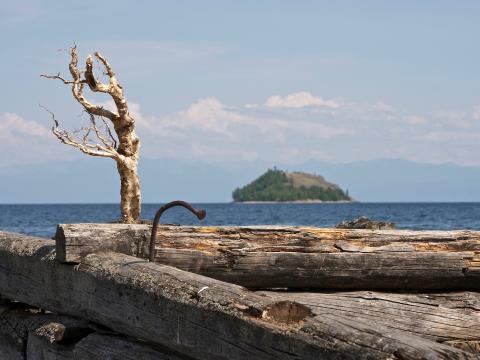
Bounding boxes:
55 224 480 290
42 46 141 223
117 158 141 223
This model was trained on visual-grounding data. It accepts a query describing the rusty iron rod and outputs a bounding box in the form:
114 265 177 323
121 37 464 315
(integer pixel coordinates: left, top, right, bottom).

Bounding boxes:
149 201 206 262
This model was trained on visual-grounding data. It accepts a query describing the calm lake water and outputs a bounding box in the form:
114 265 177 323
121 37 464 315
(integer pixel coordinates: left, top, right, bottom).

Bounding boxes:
1 203 480 238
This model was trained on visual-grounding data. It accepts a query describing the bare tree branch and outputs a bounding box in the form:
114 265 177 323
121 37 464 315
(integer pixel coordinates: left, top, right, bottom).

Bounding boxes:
75 83 118 120
90 115 117 150
40 73 85 85
41 45 141 223
94 52 115 78
42 46 118 121
84 51 132 123
85 54 111 93
100 116 118 149
40 105 118 159
82 127 92 144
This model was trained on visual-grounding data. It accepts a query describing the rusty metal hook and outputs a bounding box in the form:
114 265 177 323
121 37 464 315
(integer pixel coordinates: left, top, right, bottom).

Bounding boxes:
149 200 206 262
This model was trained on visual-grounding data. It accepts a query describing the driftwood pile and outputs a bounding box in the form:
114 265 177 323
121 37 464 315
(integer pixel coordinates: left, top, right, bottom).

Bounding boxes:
0 224 479 359
57 224 480 290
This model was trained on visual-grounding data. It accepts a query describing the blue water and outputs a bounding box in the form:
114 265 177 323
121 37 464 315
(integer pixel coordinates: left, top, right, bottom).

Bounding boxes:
1 203 480 238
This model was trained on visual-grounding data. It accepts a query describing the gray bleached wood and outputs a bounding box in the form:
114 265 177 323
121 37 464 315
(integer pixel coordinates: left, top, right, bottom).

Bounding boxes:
0 299 189 360
42 46 141 223
0 301 92 360
27 334 75 360
73 333 190 360
0 231 476 359
27 332 189 360
56 223 480 290
0 317 24 360
258 291 480 343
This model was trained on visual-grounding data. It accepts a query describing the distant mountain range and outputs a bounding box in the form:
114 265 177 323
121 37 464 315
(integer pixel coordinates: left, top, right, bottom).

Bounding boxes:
1 158 480 203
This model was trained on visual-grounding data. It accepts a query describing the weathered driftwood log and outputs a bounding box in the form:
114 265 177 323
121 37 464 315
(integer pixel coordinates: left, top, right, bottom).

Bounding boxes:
27 333 76 360
74 333 190 360
0 300 188 360
259 291 480 345
0 302 92 360
0 231 477 360
55 224 480 290
0 306 24 360
27 331 189 360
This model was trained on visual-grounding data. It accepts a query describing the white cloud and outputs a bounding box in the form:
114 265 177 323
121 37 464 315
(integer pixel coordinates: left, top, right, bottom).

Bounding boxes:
0 113 50 137
404 115 427 125
421 131 480 142
370 102 395 113
264 91 340 109
433 110 466 120
472 105 480 121
0 113 74 167
131 97 350 163
182 98 238 135
5 93 480 167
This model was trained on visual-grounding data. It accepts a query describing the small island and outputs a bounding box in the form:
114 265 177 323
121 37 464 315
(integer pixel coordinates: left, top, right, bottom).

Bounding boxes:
232 168 352 202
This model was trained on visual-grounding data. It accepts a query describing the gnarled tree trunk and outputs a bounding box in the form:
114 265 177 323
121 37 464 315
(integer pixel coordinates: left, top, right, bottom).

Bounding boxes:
117 157 141 223
42 46 142 223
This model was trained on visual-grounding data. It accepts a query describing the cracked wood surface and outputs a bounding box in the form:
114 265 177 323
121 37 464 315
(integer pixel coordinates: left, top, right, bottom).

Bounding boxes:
0 301 188 360
258 291 480 343
1 231 478 359
56 224 480 290
0 302 92 360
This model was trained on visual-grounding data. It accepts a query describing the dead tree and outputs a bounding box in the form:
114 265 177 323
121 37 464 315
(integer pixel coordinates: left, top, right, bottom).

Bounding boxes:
42 46 141 223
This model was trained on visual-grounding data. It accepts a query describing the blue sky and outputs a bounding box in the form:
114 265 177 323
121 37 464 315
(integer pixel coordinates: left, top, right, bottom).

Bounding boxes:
2 1 480 170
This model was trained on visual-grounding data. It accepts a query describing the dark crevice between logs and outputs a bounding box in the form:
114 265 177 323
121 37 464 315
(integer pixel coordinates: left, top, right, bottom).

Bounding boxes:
34 322 94 345
1 297 194 359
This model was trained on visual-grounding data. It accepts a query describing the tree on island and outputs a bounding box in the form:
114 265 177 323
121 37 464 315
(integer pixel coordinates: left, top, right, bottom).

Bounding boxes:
42 46 141 223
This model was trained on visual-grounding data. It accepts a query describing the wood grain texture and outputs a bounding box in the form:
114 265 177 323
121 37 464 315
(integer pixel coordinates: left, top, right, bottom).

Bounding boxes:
56 224 480 290
258 291 480 343
1 231 477 359
0 301 92 360
74 333 191 360
26 332 190 360
27 335 75 360
0 300 190 360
